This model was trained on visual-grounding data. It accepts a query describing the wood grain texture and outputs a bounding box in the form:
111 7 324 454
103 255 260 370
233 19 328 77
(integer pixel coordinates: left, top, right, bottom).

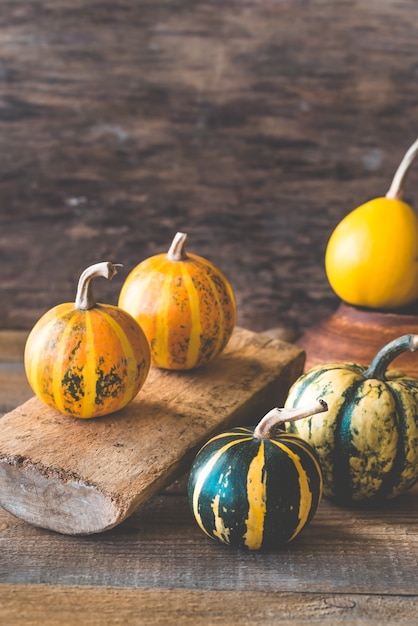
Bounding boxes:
1 1 418 622
0 327 303 534
0 486 417 594
299 302 418 375
2 0 418 339
0 333 417 623
1 585 417 625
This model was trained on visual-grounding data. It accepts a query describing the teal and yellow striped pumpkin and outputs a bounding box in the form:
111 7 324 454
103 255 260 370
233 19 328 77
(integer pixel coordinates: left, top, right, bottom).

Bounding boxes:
118 232 236 370
285 334 418 505
188 401 326 550
24 262 150 419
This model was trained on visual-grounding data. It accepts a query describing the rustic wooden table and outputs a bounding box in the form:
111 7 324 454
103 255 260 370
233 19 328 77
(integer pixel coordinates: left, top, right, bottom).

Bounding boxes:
1 0 418 623
1 331 418 624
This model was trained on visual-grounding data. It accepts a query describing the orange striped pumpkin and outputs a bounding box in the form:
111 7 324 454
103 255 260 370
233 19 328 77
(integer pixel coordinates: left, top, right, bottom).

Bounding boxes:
118 232 236 370
24 262 150 419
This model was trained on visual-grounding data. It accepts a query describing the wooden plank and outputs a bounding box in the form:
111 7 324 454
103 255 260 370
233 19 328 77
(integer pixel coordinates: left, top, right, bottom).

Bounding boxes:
0 584 417 625
1 486 417 596
0 327 304 535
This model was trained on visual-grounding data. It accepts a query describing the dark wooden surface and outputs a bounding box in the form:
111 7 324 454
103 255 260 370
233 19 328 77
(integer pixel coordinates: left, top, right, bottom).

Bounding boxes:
2 0 418 339
1 0 418 623
1 333 418 623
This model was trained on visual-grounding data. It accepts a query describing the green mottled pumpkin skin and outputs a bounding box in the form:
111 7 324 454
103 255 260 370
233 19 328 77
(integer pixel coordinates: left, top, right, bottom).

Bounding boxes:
285 363 418 505
188 426 322 550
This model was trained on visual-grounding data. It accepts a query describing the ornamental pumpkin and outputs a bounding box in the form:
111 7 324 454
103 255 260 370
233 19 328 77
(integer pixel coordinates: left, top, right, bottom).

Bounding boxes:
188 400 327 550
118 232 236 370
24 262 150 419
285 334 418 505
325 137 418 310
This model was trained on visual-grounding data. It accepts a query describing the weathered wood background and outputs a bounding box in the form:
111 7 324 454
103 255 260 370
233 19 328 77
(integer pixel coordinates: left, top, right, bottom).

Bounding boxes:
1 1 418 623
2 0 418 339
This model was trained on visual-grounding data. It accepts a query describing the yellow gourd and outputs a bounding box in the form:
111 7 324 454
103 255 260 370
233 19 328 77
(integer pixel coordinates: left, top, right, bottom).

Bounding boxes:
25 262 151 418
325 138 418 310
118 232 236 370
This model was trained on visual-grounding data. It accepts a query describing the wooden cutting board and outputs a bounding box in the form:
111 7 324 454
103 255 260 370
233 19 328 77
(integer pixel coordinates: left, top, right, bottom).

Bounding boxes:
0 327 304 536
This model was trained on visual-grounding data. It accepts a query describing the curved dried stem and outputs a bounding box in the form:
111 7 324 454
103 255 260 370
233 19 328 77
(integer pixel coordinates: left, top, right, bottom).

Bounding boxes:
75 262 122 310
253 399 328 439
167 232 188 261
386 138 418 200
363 334 418 380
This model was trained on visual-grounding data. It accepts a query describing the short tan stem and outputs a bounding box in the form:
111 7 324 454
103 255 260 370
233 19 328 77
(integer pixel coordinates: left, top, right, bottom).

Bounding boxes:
386 138 418 200
75 262 122 310
253 399 328 439
167 232 188 261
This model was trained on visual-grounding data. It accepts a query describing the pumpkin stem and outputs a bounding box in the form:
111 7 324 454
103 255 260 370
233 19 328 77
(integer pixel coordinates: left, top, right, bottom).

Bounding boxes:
75 262 122 310
362 334 418 380
386 138 418 200
253 399 328 440
167 232 188 261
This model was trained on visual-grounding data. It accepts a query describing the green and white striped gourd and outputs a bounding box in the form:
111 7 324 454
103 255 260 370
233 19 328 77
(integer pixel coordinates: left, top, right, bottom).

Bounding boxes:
188 400 327 550
285 334 418 505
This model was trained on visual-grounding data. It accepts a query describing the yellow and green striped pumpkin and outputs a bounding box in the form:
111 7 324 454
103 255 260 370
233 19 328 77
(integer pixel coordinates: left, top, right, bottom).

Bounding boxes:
188 401 326 550
24 262 150 419
285 334 418 505
118 232 236 370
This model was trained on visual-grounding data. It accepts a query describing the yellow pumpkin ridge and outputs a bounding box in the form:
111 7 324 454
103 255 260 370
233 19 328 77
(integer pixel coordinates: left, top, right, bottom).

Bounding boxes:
120 258 167 317
25 316 55 404
211 493 231 545
200 266 226 359
243 441 267 550
153 263 176 369
81 311 98 418
180 263 202 369
199 430 252 451
24 305 75 412
271 440 313 542
50 314 83 415
119 257 172 369
99 308 139 408
192 439 245 541
278 434 324 502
